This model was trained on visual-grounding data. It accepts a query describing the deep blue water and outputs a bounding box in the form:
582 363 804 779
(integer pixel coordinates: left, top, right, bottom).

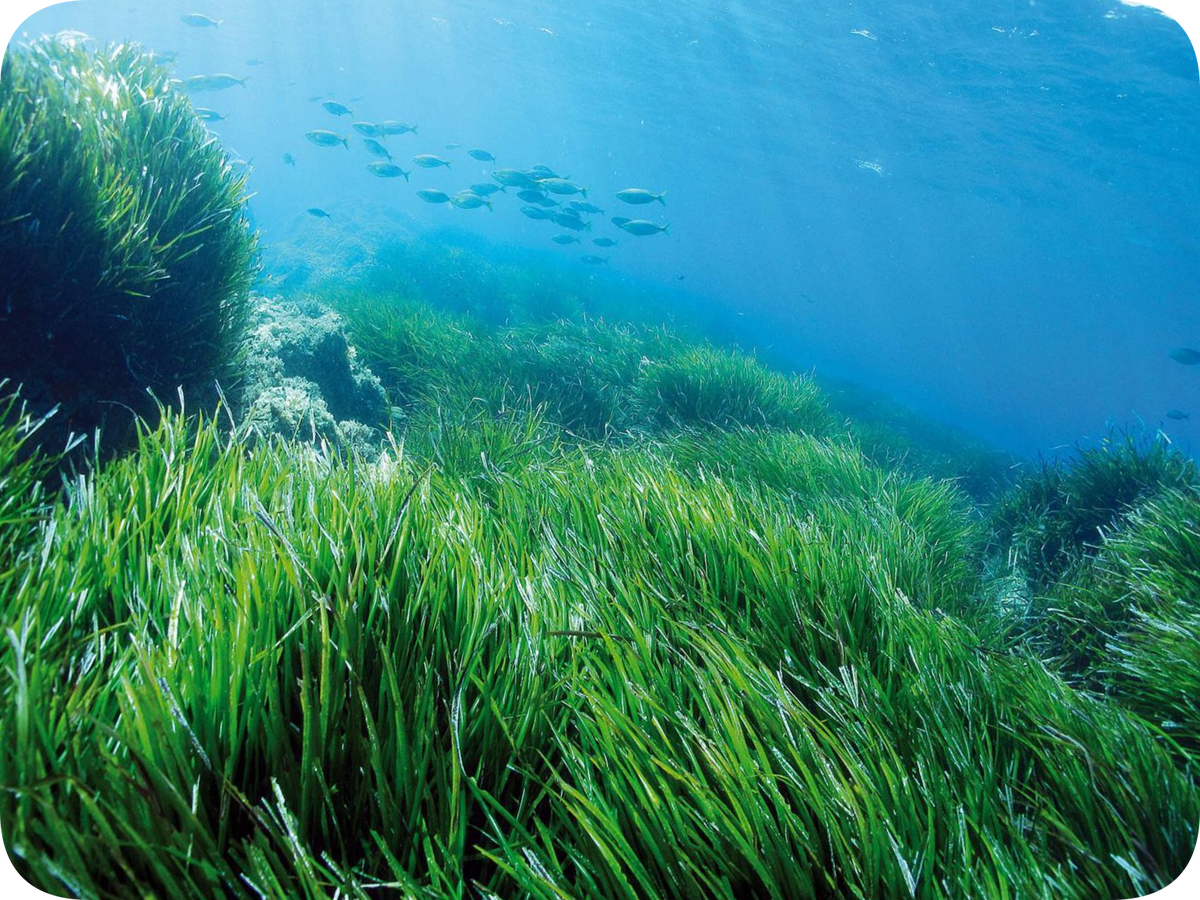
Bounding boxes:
6 0 1200 457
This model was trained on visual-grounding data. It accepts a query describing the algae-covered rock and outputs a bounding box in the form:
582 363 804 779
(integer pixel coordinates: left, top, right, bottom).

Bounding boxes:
241 294 389 451
243 378 340 442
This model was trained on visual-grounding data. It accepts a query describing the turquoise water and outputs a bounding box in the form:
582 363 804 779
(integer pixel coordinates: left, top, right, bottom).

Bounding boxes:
9 0 1200 455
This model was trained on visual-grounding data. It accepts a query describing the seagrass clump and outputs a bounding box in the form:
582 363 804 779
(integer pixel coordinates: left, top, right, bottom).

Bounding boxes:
0 33 257 446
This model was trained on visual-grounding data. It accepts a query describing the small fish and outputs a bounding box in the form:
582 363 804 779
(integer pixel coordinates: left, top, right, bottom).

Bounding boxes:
580 255 608 265
618 219 669 236
307 95 325 102
530 164 564 178
492 168 542 189
593 237 618 247
181 13 221 28
553 213 590 231
551 234 580 245
366 161 410 180
245 58 266 66
417 189 451 204
322 100 353 116
305 129 349 149
517 189 558 207
611 216 632 227
362 138 392 160
445 142 461 150
282 152 296 166
520 206 555 220
470 182 504 195
1166 409 1190 420
413 154 451 168
380 120 419 135
570 201 604 214
468 148 497 162
450 190 492 210
307 207 331 218
352 121 386 137
616 188 666 206
182 73 248 92
155 50 179 64
193 107 226 121
1169 348 1200 365
538 177 587 196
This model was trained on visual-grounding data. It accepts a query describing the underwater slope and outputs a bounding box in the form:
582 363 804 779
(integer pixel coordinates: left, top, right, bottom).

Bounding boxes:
1 368 1196 898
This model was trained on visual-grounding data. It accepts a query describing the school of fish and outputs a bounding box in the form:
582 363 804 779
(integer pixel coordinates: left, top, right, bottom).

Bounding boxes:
176 10 670 266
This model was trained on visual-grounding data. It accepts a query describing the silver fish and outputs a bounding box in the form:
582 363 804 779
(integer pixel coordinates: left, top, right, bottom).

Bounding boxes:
470 182 503 196
1166 409 1190 420
517 190 558 207
182 73 247 92
305 129 349 149
579 255 608 265
353 121 386 137
380 121 418 135
570 201 604 214
362 138 392 160
450 190 492 210
366 161 410 180
307 207 331 218
417 189 451 203
611 216 632 227
616 188 666 205
193 107 226 121
552 213 590 231
617 219 669 236
468 148 496 162
322 100 353 116
413 154 452 168
181 13 221 28
551 234 580 245
520 206 555 220
492 168 542 189
592 237 618 247
537 177 587 196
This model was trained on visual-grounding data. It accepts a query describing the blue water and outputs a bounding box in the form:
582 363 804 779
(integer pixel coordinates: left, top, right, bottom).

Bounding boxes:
9 0 1200 456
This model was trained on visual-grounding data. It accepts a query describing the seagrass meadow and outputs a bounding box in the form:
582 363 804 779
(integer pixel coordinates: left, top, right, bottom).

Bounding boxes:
1 278 1199 898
